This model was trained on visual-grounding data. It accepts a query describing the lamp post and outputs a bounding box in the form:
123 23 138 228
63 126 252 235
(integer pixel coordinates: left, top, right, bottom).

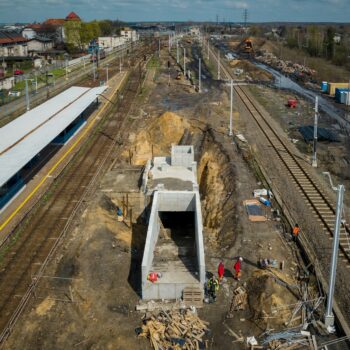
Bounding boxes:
176 40 179 64
217 50 220 80
92 60 96 81
207 39 210 60
65 59 68 80
323 172 345 328
312 96 319 167
24 78 30 111
183 48 186 74
198 58 202 93
229 79 233 136
105 64 109 85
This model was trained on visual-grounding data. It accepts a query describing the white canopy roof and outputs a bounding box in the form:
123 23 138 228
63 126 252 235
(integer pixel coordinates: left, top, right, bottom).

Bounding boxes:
0 85 107 187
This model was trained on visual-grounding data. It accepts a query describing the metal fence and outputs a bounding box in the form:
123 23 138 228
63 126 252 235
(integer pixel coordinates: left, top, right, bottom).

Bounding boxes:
0 43 134 122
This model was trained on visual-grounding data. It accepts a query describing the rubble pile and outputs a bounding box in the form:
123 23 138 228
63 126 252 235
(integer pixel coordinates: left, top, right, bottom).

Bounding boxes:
137 309 209 349
255 50 316 79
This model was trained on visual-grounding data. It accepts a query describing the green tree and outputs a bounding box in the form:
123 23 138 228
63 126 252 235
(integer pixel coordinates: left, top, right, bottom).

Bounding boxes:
323 26 335 60
286 28 298 49
306 25 321 57
64 20 101 51
64 21 82 49
89 21 101 39
99 20 113 36
332 43 348 66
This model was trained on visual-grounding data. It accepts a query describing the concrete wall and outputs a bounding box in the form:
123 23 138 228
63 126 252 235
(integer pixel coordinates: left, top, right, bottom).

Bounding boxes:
171 145 194 168
141 159 152 193
194 192 206 284
27 40 53 52
158 191 195 212
141 191 160 285
141 190 206 300
143 281 200 300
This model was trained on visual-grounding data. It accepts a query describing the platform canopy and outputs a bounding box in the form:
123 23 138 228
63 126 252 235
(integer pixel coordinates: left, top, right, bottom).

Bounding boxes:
0 85 107 187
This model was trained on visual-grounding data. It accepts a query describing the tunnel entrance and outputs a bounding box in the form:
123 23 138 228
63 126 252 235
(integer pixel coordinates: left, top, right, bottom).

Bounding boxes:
152 211 199 287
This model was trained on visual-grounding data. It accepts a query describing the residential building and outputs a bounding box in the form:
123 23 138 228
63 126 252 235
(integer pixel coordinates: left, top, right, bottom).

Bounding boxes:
41 19 66 44
0 76 15 91
120 28 139 42
27 37 54 53
0 31 28 57
22 12 82 45
21 24 42 39
98 36 126 49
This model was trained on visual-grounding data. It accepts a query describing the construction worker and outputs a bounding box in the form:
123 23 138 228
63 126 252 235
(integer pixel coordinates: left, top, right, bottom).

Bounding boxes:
207 276 219 302
234 257 243 281
218 261 225 283
292 223 300 242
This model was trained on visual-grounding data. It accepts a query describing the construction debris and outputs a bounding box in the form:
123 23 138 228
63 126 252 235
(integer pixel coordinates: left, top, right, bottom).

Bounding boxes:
262 330 319 350
255 50 316 80
136 299 188 312
244 199 267 222
227 286 248 318
222 322 244 343
137 309 209 350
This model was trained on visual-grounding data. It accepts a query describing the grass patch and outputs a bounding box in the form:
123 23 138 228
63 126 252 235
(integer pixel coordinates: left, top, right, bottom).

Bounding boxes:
147 56 160 69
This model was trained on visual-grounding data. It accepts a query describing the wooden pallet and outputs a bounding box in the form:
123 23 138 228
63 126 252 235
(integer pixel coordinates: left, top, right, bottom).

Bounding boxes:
183 287 203 308
227 286 248 318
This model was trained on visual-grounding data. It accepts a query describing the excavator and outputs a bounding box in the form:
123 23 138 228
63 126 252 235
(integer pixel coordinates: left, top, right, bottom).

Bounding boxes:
238 38 255 57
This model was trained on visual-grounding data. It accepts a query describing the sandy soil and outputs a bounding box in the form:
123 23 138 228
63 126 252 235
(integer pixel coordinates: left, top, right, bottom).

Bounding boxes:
2 45 324 350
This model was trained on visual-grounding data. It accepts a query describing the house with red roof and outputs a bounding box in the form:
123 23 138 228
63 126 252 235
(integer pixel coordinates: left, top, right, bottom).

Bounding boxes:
65 12 81 21
0 31 28 57
22 12 82 45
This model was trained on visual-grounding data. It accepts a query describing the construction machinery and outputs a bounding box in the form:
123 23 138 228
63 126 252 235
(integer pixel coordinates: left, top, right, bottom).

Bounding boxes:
238 38 255 58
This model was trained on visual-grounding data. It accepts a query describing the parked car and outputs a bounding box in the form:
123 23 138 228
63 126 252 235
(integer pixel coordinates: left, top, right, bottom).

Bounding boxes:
14 69 24 76
8 90 21 97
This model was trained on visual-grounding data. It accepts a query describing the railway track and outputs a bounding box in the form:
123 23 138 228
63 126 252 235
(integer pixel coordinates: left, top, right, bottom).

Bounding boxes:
0 49 149 343
207 44 350 266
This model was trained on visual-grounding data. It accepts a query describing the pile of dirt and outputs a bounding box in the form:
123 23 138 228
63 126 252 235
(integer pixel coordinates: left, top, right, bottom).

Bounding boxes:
229 60 273 81
130 111 191 165
227 41 241 50
259 40 279 55
247 269 299 329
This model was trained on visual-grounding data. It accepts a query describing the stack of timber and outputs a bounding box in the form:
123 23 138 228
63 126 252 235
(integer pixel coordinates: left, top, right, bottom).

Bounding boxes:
138 309 209 349
227 286 248 318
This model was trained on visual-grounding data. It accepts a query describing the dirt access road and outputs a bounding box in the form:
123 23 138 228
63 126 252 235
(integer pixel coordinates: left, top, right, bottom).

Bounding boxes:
1 43 345 350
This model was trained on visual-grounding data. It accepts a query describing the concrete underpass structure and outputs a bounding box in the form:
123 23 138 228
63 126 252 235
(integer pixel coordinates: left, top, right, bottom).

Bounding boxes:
141 146 205 300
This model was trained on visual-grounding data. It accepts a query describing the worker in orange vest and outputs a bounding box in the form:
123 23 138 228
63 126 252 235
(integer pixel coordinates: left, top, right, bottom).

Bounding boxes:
292 224 300 242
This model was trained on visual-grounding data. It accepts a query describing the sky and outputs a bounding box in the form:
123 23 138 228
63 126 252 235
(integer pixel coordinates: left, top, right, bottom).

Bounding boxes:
0 0 349 23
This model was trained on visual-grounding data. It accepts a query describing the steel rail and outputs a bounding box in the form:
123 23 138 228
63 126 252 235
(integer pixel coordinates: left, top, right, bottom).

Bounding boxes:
208 44 350 266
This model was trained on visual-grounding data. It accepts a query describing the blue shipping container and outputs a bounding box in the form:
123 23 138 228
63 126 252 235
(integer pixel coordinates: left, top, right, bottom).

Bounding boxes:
335 88 350 103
